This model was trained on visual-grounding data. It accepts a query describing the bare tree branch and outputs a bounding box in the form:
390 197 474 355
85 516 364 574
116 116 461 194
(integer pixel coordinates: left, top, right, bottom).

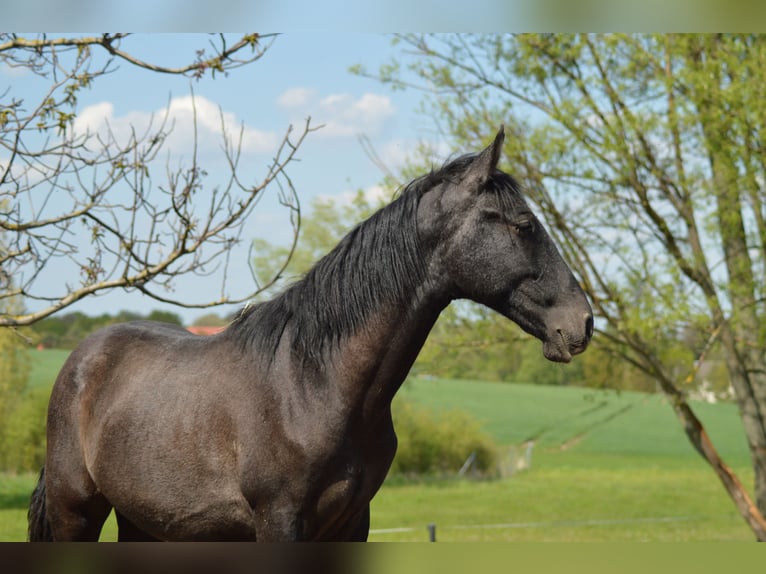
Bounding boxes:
0 33 276 79
0 34 315 327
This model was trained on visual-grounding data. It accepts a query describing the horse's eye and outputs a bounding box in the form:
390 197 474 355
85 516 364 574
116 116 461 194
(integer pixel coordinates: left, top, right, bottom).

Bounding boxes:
515 219 534 234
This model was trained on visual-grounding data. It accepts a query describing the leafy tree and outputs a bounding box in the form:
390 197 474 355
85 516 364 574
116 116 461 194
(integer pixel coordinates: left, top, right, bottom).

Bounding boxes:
146 310 183 325
364 33 766 538
1 386 48 472
28 308 183 348
1 33 315 327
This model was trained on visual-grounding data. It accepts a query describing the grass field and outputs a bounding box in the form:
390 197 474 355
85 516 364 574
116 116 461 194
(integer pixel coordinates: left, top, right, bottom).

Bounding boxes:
369 377 754 541
0 350 757 541
27 348 70 391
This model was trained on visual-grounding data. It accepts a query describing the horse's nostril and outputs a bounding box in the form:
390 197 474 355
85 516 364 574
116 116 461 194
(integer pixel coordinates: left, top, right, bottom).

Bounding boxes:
585 314 594 339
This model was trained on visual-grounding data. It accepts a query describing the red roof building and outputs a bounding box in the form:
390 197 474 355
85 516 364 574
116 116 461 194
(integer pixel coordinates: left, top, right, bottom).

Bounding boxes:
186 325 225 336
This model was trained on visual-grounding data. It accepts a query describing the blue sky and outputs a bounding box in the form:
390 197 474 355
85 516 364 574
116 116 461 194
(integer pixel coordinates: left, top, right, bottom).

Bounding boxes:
2 33 447 324
6 1 752 33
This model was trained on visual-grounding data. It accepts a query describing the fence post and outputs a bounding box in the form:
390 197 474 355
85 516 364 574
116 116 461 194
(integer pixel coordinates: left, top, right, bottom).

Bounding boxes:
427 523 436 542
457 451 477 477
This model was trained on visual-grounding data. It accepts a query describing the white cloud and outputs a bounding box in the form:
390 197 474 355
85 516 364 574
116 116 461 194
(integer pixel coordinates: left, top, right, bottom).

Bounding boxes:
277 87 316 109
318 93 395 138
74 101 116 133
277 88 396 139
73 95 279 157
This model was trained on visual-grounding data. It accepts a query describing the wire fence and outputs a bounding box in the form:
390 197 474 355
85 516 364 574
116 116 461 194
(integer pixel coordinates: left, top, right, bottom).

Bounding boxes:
369 514 737 541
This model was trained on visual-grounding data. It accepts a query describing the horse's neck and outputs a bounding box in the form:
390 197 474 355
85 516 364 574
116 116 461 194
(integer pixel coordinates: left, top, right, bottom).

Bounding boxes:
330 285 448 419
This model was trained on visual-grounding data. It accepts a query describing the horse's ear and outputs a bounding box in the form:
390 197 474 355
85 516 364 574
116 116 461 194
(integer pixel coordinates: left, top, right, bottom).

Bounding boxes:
463 126 505 190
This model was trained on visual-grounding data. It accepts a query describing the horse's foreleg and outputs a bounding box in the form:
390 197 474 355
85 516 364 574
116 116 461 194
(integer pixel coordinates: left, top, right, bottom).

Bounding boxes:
347 505 370 541
252 499 307 542
44 453 113 540
115 511 161 541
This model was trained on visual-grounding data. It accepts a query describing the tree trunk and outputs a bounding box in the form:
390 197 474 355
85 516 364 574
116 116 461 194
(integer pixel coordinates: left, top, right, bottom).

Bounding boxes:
710 158 766 521
721 329 766 519
673 396 766 540
693 37 766 521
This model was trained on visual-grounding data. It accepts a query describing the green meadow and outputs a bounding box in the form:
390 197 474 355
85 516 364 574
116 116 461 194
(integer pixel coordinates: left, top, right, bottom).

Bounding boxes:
0 350 756 541
367 378 753 541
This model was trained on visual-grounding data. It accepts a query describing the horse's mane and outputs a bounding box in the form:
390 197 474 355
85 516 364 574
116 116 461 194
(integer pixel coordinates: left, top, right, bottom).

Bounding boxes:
227 152 522 366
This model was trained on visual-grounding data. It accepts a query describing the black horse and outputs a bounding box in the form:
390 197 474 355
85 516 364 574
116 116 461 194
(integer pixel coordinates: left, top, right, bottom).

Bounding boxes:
29 127 593 541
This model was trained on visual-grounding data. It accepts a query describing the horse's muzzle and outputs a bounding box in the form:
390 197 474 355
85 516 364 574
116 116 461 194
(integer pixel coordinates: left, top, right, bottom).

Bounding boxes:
543 312 593 363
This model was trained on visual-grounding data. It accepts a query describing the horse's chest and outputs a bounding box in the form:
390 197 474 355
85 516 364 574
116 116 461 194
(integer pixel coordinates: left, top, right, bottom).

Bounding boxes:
306 459 379 539
299 430 396 539
245 388 398 539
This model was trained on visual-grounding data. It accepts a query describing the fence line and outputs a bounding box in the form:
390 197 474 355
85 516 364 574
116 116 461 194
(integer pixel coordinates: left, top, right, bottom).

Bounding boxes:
369 513 736 536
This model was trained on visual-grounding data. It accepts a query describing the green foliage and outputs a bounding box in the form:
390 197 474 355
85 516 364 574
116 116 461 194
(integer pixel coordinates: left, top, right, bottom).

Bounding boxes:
0 350 69 472
27 309 184 349
0 330 29 412
390 399 499 477
0 387 49 473
190 313 228 327
146 310 183 325
0 298 45 471
0 300 32 471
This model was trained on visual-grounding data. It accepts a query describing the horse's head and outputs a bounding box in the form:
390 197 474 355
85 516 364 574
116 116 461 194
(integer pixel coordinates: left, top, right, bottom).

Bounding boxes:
418 126 593 362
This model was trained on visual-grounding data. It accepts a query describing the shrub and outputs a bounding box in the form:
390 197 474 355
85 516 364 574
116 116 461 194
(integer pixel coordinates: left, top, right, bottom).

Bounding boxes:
390 399 499 477
0 386 49 473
